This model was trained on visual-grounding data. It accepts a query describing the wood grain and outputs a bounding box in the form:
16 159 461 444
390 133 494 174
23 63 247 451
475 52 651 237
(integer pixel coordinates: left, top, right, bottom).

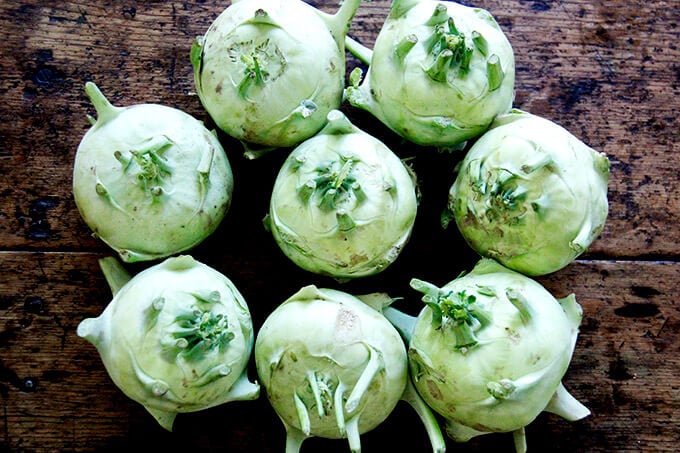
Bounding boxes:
1 0 678 452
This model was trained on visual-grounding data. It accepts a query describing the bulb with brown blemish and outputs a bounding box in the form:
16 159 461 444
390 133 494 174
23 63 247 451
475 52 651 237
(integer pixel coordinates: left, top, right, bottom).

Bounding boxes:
191 0 361 157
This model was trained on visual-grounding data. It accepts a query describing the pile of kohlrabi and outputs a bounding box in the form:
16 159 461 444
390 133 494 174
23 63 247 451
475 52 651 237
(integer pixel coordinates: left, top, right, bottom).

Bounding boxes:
72 0 609 451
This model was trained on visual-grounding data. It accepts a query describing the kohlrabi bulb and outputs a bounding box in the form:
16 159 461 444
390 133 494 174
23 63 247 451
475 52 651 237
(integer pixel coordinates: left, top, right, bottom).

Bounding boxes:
267 110 418 279
385 259 590 452
254 285 409 453
191 0 360 155
77 256 260 431
345 0 515 149
446 109 610 276
73 82 233 263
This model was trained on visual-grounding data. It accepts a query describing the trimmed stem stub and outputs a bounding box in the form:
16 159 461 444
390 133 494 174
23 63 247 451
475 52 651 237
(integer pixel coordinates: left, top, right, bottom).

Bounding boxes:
395 34 418 62
487 378 516 400
426 3 449 26
486 54 504 90
322 110 357 136
472 30 488 56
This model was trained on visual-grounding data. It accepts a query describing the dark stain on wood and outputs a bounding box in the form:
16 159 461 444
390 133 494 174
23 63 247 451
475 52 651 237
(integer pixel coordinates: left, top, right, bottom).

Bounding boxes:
23 296 45 314
22 197 60 240
0 361 21 397
614 303 660 318
631 285 662 299
520 0 552 12
556 78 601 112
608 354 634 381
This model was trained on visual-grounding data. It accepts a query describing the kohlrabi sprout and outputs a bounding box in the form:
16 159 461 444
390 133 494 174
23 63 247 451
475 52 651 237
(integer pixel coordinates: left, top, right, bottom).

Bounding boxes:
77 255 260 431
445 109 610 276
384 259 590 453
266 110 418 279
72 82 233 263
191 0 360 157
345 0 515 149
254 285 445 453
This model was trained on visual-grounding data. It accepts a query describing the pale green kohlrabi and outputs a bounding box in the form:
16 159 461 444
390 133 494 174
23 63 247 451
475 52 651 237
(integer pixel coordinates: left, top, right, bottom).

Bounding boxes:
345 0 515 149
72 82 233 263
266 110 418 279
192 0 360 157
77 256 260 431
445 109 610 276
384 259 590 453
254 285 446 453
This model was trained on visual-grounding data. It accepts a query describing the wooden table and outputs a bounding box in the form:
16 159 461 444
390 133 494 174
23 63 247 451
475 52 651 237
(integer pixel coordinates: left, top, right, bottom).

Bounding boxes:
1 0 678 451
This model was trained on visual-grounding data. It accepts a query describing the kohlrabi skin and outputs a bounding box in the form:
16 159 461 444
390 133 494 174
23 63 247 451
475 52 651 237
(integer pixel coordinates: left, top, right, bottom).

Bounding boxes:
254 285 409 452
267 110 418 279
192 0 360 156
384 259 590 453
73 82 233 263
77 256 260 431
345 0 515 149
446 109 611 276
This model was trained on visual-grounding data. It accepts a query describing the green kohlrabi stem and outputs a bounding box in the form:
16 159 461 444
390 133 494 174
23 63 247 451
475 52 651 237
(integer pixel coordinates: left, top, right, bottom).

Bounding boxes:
425 49 454 82
320 0 361 50
513 427 527 453
486 54 505 91
84 81 122 125
345 344 384 413
306 371 330 417
426 4 449 26
336 210 356 232
544 382 591 421
382 306 417 343
389 0 420 19
345 36 373 65
238 52 268 99
196 143 215 211
346 417 361 453
99 256 132 296
487 379 517 400
190 37 204 87
472 31 488 56
334 381 347 436
395 34 418 62
293 392 311 435
505 289 532 323
94 178 128 215
558 294 583 329
284 420 309 453
322 110 357 136
400 376 447 453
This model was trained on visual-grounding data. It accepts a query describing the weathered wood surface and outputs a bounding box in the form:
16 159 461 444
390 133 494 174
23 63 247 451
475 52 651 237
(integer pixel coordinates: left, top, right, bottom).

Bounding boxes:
1 0 678 452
